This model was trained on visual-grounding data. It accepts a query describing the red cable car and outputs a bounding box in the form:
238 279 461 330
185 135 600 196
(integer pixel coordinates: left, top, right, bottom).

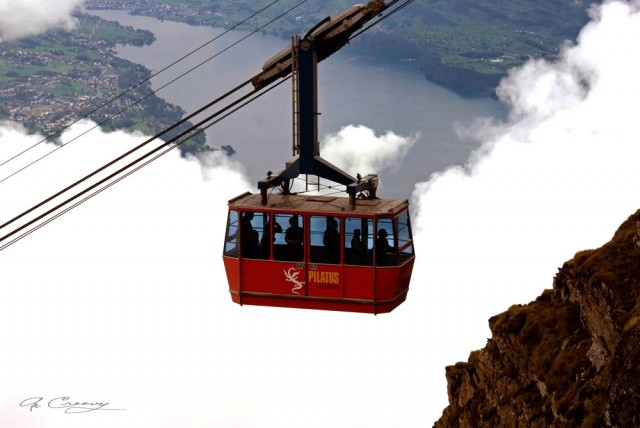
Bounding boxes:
223 193 415 314
223 2 415 313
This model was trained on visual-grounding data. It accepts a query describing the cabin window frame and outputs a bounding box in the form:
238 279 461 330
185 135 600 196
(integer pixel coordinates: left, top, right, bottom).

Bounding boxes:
375 217 397 266
344 216 373 266
273 212 305 262
224 209 239 258
309 215 342 265
395 210 414 263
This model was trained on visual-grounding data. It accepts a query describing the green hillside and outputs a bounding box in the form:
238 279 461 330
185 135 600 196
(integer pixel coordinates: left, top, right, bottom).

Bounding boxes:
375 0 592 96
89 0 592 96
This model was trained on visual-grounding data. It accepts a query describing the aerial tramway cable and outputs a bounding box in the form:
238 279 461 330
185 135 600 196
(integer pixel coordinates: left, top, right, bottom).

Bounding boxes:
0 78 289 252
0 76 254 234
0 0 308 183
0 0 285 169
0 0 412 252
349 0 416 42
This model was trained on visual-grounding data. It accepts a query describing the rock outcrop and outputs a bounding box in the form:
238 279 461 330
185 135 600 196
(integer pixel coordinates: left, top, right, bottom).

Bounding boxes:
435 210 640 427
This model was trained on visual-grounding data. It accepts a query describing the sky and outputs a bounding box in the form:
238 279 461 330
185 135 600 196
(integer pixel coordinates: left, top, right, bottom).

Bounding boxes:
2 0 640 426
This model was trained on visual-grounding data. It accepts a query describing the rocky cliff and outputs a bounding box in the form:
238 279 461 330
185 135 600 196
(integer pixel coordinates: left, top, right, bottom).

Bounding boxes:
435 210 640 427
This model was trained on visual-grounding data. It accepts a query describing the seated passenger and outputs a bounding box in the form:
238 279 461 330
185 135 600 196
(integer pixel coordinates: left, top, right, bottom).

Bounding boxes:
260 218 282 258
376 228 392 266
285 216 303 261
241 212 259 258
323 217 340 264
350 228 366 265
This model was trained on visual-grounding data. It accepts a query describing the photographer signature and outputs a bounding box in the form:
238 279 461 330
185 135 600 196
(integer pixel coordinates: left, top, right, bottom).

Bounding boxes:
20 396 125 414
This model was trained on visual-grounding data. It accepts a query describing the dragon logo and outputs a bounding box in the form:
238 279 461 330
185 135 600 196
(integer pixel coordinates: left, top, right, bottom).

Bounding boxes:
284 267 305 295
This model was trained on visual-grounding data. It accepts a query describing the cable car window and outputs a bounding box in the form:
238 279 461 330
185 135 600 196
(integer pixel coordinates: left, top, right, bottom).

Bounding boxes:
399 243 414 262
224 209 239 257
344 217 373 266
258 212 281 259
274 213 304 261
240 211 262 259
396 211 414 262
376 218 397 266
310 216 341 264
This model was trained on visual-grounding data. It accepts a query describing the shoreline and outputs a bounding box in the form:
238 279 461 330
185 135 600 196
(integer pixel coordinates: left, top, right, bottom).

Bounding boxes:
85 4 500 99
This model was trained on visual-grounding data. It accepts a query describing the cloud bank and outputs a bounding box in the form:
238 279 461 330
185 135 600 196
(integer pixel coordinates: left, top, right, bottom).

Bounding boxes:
1 0 640 426
0 121 428 428
411 0 640 378
322 125 418 178
0 0 84 42
287 124 417 193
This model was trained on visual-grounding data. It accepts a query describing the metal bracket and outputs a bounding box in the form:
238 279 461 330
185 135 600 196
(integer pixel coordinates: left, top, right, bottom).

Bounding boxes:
257 24 381 206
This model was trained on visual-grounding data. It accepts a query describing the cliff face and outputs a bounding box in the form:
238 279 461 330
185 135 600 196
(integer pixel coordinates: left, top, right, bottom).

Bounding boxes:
435 210 640 427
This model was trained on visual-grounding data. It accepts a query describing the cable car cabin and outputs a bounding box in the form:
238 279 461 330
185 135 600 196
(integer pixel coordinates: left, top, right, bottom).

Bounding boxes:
222 2 416 314
223 192 415 314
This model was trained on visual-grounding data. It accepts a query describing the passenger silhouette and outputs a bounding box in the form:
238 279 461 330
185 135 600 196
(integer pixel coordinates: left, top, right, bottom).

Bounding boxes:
241 212 259 258
260 217 282 258
376 228 392 266
350 228 366 265
284 215 303 261
323 217 340 264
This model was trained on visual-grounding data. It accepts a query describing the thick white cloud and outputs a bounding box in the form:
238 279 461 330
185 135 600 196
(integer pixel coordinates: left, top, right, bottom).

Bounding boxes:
321 125 418 178
410 0 640 396
0 121 428 427
288 124 417 193
1 1 640 426
0 0 84 42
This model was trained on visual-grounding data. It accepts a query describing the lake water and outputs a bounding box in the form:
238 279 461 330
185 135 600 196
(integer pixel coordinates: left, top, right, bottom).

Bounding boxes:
90 9 505 198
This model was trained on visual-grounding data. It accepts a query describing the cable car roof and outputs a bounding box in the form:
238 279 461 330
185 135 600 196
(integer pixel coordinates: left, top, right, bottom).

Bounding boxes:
229 192 409 216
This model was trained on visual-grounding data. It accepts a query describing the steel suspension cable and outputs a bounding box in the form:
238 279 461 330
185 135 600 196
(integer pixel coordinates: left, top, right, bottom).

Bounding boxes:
0 76 254 233
0 0 284 170
0 0 417 251
0 0 311 186
349 0 416 42
0 0 316 190
0 78 289 252
0 78 289 251
1 0 409 184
